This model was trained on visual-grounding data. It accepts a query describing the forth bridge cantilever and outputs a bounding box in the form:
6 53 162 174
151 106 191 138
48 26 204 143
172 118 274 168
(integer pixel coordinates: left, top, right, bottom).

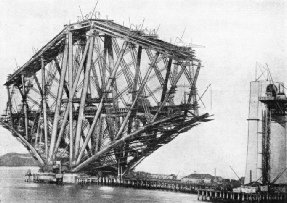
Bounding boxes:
0 16 211 176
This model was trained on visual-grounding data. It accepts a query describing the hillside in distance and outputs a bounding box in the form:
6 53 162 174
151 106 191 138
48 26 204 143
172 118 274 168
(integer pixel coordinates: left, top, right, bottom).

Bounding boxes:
0 153 38 166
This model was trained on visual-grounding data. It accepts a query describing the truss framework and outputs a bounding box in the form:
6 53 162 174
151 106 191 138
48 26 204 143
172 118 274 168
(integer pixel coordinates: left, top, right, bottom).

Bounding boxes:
0 18 211 175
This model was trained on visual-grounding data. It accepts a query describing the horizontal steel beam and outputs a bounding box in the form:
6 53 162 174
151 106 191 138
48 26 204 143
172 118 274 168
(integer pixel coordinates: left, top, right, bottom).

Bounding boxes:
61 98 113 103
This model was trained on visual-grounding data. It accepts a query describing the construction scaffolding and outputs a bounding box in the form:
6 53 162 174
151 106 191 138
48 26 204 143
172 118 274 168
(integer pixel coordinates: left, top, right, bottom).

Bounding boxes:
245 80 287 185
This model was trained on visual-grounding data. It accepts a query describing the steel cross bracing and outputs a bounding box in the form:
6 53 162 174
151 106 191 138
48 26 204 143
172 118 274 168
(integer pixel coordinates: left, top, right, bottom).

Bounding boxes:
0 18 211 176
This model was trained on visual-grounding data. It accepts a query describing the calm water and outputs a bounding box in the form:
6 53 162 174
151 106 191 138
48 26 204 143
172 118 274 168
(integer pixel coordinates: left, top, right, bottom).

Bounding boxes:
0 167 202 203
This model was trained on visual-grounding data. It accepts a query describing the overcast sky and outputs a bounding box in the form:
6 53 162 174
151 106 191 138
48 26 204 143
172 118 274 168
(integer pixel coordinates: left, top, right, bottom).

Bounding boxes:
0 0 286 179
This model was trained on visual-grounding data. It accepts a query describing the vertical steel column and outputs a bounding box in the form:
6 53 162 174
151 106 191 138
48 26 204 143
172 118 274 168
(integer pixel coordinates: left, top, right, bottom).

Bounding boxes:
76 41 128 164
41 57 48 159
95 117 103 153
6 86 13 127
34 108 42 146
172 63 178 84
33 74 44 97
160 58 172 102
102 35 108 89
124 45 142 169
107 36 120 133
53 39 91 155
132 46 142 102
127 45 142 133
68 31 74 166
107 37 116 102
48 34 69 160
74 30 95 159
21 75 29 141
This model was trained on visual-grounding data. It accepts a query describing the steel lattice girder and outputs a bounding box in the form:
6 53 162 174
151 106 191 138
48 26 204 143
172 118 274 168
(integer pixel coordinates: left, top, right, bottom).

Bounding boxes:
1 18 210 175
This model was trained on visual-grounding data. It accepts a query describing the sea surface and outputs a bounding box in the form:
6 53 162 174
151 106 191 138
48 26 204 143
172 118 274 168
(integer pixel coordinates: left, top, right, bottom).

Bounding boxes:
0 167 203 203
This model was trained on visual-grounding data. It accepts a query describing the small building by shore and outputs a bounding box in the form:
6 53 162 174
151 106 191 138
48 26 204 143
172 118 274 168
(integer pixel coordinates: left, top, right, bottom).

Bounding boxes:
181 173 223 184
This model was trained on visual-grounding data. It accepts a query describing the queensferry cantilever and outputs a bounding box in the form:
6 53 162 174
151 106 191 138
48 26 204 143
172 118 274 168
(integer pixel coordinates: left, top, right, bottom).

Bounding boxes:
0 14 211 180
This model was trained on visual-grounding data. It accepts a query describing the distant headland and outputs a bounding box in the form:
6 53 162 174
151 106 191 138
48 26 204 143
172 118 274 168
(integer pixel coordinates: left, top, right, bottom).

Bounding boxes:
0 153 38 167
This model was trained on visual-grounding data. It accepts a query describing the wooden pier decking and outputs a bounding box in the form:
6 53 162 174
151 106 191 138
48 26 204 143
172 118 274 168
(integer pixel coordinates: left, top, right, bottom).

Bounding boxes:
197 188 287 202
27 173 287 202
25 173 199 193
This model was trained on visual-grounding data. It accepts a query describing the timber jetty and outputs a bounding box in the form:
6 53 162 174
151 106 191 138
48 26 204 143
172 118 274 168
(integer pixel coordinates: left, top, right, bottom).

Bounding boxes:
25 173 198 193
197 189 287 202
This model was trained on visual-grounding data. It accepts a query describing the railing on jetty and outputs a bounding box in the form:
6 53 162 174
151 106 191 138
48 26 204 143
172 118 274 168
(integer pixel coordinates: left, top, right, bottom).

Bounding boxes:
198 189 287 202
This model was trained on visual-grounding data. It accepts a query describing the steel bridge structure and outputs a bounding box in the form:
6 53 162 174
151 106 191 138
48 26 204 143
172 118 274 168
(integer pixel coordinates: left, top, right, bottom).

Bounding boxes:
0 18 210 176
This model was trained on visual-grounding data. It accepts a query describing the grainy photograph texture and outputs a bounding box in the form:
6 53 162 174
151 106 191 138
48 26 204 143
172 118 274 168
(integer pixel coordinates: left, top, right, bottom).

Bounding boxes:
0 0 286 202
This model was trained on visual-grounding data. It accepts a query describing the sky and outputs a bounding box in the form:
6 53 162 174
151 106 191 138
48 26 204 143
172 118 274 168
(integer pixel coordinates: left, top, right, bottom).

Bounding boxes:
0 0 286 179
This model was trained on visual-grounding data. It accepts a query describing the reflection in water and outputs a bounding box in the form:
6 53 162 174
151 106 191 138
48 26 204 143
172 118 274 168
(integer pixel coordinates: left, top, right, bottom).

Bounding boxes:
101 194 113 199
99 186 114 192
0 167 202 203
